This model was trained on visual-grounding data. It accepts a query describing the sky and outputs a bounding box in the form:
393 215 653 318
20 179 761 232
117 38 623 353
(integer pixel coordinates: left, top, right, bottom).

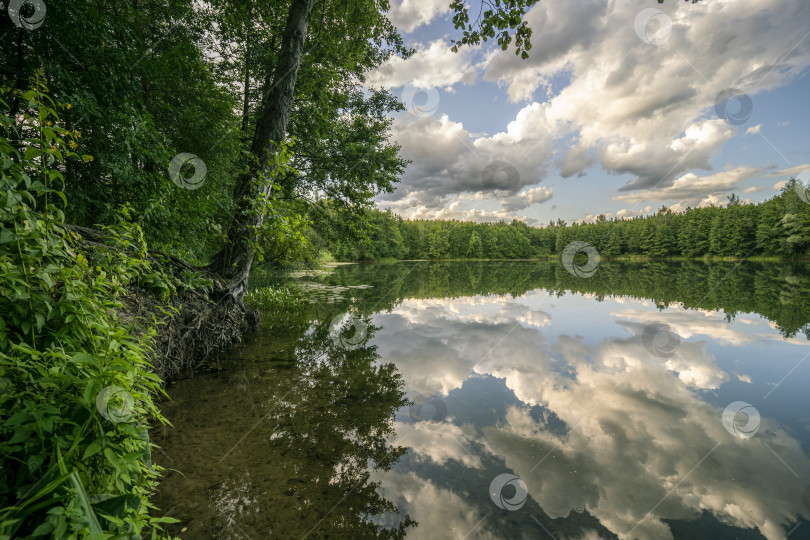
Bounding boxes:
365 0 810 225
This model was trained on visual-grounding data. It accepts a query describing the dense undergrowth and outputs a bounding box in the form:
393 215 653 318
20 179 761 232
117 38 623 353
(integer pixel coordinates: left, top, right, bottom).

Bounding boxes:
244 282 310 337
244 285 302 313
0 84 179 537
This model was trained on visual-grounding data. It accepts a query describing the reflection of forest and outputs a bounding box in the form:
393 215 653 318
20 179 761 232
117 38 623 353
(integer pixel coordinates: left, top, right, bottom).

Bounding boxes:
296 261 810 339
161 260 810 538
155 319 415 538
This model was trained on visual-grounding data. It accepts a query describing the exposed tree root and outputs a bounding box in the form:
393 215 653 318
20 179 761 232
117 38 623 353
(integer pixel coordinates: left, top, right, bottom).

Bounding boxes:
67 224 259 382
120 286 259 381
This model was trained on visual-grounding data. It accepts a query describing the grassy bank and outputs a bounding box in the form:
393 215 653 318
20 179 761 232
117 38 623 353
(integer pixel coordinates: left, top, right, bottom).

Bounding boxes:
0 89 186 537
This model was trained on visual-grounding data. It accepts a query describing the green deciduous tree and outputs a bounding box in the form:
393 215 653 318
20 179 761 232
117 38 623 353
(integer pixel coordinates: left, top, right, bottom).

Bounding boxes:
467 232 483 258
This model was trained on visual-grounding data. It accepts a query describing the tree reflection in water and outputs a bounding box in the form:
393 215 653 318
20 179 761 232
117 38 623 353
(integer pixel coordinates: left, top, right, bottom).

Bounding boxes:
158 260 810 538
155 311 415 539
297 260 810 339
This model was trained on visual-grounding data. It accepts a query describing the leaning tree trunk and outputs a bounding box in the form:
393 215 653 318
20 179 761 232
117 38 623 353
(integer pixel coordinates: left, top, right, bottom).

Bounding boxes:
209 0 316 299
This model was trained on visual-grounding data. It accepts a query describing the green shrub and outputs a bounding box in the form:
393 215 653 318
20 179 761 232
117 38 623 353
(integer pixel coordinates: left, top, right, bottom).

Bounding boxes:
244 285 303 313
0 80 176 537
244 285 311 337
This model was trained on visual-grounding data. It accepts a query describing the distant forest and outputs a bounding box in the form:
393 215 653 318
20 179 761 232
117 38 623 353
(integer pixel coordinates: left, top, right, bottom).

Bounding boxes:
326 180 810 261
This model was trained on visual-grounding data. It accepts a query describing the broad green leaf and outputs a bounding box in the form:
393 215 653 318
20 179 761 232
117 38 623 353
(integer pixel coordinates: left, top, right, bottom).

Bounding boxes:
83 440 103 460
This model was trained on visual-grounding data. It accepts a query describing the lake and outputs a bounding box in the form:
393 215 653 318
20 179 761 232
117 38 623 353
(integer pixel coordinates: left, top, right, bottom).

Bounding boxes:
154 261 810 539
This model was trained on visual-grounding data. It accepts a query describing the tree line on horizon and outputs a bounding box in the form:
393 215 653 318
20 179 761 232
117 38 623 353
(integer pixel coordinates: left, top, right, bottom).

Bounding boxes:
326 180 810 261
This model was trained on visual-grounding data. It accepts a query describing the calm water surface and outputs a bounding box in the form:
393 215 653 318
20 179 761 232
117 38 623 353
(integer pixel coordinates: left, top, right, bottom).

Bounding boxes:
155 261 810 539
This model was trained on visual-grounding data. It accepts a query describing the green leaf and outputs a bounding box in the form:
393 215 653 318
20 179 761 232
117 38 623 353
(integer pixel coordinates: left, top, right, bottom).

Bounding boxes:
0 228 17 244
91 493 140 521
68 472 103 535
70 352 98 367
31 522 53 536
4 412 31 427
27 454 44 473
149 516 181 524
34 312 45 331
83 440 103 460
103 447 118 468
9 429 31 444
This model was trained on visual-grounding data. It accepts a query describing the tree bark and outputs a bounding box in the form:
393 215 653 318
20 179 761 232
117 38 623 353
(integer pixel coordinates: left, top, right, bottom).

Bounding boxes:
240 41 251 139
209 0 316 298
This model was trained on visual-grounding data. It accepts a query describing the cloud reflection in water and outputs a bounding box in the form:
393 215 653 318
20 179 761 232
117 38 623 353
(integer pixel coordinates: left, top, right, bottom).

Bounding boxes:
372 293 810 539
